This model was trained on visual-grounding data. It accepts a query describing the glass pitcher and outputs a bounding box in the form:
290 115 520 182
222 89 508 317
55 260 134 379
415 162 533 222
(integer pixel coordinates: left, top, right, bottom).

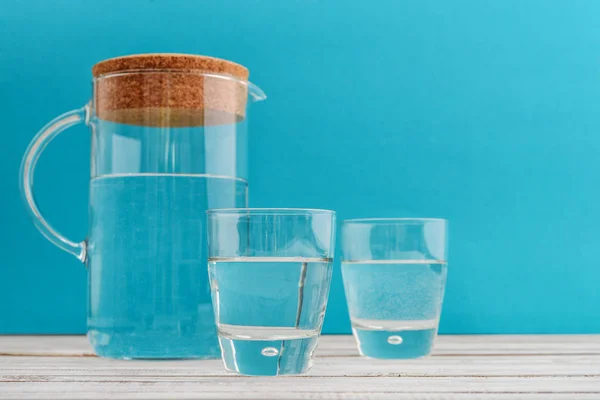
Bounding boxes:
19 54 266 359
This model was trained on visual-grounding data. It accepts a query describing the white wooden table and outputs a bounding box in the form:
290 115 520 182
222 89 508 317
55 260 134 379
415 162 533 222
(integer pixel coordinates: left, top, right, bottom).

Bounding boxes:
1 335 599 399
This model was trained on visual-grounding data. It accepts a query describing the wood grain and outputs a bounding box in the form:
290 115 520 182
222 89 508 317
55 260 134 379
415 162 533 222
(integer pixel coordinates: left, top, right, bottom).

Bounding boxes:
0 335 599 399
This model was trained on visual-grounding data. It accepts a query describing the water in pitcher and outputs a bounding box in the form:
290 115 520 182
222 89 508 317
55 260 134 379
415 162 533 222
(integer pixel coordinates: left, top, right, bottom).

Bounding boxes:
87 174 247 359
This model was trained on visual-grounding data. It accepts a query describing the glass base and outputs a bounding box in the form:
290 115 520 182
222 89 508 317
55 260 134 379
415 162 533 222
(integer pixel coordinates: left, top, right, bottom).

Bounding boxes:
353 327 436 359
219 334 319 376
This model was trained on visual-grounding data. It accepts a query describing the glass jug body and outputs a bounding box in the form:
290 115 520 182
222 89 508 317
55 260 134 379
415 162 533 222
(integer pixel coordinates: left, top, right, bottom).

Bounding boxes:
20 56 265 359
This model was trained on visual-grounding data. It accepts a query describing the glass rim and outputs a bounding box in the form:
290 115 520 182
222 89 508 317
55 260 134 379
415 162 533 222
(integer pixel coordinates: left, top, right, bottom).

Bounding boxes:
207 208 336 216
343 217 447 224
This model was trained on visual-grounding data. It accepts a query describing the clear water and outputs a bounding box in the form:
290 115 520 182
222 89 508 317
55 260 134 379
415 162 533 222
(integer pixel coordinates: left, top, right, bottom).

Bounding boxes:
342 260 447 359
209 257 333 375
87 174 247 359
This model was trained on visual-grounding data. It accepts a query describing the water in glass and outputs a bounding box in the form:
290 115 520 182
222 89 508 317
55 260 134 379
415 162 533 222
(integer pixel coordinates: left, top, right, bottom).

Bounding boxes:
209 256 332 375
342 260 447 359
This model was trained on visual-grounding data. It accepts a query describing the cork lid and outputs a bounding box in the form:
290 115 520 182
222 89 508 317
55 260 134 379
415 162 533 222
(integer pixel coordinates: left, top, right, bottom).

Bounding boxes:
92 54 251 127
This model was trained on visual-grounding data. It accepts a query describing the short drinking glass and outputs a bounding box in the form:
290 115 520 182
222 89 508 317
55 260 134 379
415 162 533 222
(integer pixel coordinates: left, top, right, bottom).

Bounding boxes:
341 218 448 359
207 208 336 375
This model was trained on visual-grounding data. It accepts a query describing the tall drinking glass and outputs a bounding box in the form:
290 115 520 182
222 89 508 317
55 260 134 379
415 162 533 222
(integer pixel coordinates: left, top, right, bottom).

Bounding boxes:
207 209 336 375
342 218 448 359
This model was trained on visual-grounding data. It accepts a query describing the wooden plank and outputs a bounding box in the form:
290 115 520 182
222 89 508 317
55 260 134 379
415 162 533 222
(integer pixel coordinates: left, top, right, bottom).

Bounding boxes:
1 335 600 399
2 390 600 400
2 354 600 377
2 335 600 357
1 377 599 398
2 392 600 400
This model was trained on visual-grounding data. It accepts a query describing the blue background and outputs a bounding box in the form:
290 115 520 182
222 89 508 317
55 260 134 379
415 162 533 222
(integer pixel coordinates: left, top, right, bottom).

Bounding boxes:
2 0 600 334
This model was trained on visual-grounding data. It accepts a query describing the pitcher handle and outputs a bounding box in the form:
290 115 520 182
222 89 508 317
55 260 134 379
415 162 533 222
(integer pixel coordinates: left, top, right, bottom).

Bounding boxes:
19 104 90 263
